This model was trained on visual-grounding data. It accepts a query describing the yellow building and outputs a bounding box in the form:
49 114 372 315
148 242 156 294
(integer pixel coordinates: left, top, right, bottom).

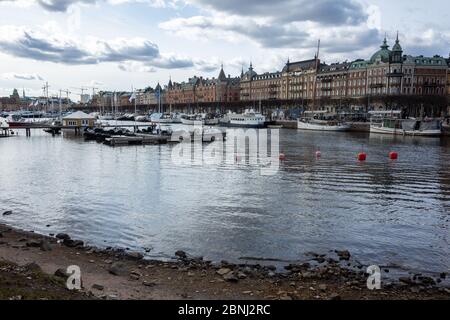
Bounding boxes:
63 111 96 127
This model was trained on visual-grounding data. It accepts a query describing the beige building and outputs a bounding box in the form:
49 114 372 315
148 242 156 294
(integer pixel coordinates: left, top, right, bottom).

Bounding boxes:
63 111 96 127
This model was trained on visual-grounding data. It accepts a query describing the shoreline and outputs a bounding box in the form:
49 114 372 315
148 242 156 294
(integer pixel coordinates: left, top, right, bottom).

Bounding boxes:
0 223 448 300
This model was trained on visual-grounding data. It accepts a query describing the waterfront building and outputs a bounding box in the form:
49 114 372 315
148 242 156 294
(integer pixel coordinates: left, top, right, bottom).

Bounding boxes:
165 65 240 108
62 111 96 127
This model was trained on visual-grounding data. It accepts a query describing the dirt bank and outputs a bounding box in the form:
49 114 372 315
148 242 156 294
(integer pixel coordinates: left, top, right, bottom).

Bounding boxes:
0 223 448 300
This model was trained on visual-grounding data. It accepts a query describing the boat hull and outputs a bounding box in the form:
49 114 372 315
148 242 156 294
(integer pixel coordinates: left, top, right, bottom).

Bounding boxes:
223 122 265 128
297 121 351 131
370 125 442 137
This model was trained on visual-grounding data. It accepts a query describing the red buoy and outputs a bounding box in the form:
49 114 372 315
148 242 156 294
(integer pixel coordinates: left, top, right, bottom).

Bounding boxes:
315 150 322 158
357 152 367 161
389 151 398 160
279 153 286 161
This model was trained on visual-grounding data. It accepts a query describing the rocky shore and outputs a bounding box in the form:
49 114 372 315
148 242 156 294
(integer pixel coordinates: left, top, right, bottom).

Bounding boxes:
0 223 449 300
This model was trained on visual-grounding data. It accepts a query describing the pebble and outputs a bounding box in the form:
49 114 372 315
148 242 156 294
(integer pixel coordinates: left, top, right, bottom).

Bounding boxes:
126 251 144 260
223 272 239 283
2 211 13 216
329 293 341 300
175 250 187 259
108 262 127 276
217 268 231 276
318 284 327 292
55 233 70 241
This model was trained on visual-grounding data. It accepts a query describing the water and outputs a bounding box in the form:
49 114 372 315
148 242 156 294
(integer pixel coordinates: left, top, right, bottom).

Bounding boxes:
0 127 449 277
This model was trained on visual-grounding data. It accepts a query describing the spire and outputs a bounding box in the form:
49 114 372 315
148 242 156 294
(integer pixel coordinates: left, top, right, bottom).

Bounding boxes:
218 63 226 81
168 76 173 89
381 34 389 50
241 65 244 78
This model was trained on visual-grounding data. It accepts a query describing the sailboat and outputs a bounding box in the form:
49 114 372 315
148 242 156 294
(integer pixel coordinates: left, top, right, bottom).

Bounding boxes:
297 40 350 132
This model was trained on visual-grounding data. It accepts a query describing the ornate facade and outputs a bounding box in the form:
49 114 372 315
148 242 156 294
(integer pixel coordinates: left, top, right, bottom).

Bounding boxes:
164 66 240 106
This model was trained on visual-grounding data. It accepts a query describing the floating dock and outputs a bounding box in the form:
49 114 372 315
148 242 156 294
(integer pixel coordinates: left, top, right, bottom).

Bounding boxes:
104 134 169 146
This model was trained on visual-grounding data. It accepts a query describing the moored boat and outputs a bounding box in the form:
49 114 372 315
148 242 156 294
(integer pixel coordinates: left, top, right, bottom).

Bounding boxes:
370 118 442 136
224 109 265 128
297 118 351 131
181 114 204 125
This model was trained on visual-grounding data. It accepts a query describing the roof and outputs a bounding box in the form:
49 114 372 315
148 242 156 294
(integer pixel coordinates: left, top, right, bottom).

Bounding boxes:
318 62 351 73
370 38 391 63
63 111 95 120
282 59 317 72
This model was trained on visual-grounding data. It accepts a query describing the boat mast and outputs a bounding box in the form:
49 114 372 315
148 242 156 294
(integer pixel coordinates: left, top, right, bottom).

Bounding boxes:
312 39 320 111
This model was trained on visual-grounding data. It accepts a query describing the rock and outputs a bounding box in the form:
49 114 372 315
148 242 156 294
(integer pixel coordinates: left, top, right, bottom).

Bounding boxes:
54 268 69 279
129 273 141 281
440 272 447 279
175 250 187 259
329 293 341 300
108 262 127 276
26 240 41 248
2 210 13 216
314 257 326 263
399 277 414 285
55 233 71 241
318 284 327 292
39 240 52 252
92 284 104 291
336 250 351 261
0 232 3 238
237 272 247 279
223 272 239 283
126 251 144 260
217 268 232 276
63 239 84 248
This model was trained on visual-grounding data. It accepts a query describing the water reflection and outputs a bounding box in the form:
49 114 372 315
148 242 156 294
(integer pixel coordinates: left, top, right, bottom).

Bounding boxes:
0 128 449 275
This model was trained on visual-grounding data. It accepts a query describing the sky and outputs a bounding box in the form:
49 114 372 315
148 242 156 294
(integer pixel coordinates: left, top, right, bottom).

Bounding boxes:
0 0 448 101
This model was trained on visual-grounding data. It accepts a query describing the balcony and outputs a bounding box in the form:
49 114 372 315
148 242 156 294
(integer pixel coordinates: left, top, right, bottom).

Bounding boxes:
369 83 384 88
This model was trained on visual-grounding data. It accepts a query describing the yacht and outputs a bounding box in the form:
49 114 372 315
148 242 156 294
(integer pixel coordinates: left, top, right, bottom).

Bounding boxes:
224 109 266 128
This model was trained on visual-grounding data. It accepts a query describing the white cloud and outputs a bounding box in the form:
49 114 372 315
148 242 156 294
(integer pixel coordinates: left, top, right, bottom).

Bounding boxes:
2 72 44 81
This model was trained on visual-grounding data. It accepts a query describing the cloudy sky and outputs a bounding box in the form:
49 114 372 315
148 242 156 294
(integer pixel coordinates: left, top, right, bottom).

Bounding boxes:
0 0 448 101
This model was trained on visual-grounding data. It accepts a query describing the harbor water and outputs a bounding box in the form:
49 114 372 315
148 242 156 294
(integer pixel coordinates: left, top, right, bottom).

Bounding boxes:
0 127 449 277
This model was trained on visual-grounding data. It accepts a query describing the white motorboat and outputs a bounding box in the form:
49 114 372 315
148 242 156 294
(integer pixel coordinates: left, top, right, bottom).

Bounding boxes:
181 114 204 125
225 109 266 128
98 113 115 121
297 118 351 131
370 117 442 136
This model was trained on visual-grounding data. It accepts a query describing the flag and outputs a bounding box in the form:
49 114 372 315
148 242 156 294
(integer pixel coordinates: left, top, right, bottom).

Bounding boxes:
34 100 39 106
129 92 136 103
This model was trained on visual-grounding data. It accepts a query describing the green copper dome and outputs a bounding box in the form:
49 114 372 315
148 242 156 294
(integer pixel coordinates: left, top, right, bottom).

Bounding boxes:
370 38 391 63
